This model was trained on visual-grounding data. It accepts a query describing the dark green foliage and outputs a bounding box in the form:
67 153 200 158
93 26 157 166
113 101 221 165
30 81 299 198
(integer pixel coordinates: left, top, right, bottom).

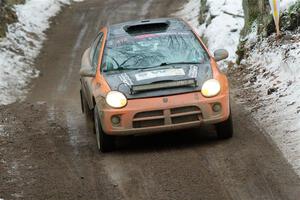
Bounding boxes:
0 0 25 38
236 40 247 65
199 0 208 25
241 0 270 36
242 0 300 36
236 0 299 62
267 1 300 35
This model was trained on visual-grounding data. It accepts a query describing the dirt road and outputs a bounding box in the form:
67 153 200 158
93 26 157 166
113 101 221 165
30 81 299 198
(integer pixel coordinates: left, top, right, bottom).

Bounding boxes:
1 0 300 199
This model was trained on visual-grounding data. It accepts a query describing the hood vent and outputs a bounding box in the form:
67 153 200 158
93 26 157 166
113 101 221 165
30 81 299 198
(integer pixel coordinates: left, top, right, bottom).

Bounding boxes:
130 79 197 94
124 21 170 35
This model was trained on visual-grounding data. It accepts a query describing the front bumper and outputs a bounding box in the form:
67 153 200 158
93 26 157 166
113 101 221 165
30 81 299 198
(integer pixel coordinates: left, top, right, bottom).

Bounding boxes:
96 91 230 136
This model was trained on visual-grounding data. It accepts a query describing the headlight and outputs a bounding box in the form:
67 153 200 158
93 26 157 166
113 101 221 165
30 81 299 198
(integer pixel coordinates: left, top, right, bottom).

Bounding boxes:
106 91 127 108
201 79 221 97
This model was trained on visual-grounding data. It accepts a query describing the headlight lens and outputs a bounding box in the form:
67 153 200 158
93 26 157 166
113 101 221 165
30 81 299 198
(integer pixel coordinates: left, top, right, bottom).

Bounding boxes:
201 79 221 97
106 91 127 108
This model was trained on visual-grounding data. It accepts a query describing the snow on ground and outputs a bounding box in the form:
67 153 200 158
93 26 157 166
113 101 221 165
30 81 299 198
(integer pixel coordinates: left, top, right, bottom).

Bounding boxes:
0 0 82 105
233 29 300 174
230 0 300 175
230 1 300 174
175 0 244 67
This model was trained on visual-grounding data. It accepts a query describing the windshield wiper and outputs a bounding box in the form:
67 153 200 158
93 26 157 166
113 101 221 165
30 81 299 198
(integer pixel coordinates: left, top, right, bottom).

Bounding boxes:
103 66 140 73
160 61 202 66
140 61 202 71
104 62 202 72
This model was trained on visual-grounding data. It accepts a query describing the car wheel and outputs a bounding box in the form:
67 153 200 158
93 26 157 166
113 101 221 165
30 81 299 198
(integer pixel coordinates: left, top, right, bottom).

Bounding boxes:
216 112 233 139
80 89 93 120
94 106 115 153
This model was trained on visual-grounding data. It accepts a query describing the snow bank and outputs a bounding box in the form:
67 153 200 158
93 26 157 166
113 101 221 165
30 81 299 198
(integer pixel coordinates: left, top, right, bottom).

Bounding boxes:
0 0 81 105
175 0 244 67
229 1 300 175
234 30 300 174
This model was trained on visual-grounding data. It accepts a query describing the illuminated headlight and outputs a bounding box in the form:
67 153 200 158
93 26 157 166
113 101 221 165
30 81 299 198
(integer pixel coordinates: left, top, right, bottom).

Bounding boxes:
201 79 221 97
106 91 127 108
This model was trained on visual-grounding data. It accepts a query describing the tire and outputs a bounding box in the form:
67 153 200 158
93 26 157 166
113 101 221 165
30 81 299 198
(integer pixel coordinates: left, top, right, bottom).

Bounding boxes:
216 112 233 139
94 106 115 153
80 89 93 120
80 89 85 113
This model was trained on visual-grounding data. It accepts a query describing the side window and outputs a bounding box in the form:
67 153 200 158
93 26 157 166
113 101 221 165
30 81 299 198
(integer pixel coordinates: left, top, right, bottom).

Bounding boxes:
90 33 104 69
89 34 100 62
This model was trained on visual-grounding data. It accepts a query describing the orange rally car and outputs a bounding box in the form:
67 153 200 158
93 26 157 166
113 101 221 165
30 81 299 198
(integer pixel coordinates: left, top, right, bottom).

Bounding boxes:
79 18 233 152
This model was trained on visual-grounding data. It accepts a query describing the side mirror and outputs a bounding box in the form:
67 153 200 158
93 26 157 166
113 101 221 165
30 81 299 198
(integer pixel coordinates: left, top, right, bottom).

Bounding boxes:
80 67 96 77
214 49 229 62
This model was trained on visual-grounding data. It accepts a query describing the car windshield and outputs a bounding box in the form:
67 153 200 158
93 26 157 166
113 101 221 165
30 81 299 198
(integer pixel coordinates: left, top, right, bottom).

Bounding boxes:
102 31 209 72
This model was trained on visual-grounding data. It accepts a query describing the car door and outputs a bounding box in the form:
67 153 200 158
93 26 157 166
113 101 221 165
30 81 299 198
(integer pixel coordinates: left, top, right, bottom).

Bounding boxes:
81 32 104 109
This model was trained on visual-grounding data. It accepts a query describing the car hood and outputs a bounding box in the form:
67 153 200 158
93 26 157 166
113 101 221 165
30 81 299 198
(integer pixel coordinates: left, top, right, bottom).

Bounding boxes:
103 64 213 99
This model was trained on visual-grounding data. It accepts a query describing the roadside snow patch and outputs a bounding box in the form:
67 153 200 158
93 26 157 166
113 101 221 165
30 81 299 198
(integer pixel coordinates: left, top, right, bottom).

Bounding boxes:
231 30 300 174
175 0 244 68
229 0 300 175
0 0 80 105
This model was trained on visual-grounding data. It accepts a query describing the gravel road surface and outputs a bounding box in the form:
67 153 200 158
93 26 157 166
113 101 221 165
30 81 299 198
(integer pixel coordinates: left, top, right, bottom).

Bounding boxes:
1 0 300 199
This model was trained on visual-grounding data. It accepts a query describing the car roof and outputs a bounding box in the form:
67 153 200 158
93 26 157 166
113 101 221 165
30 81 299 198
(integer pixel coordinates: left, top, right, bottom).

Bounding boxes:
108 18 192 38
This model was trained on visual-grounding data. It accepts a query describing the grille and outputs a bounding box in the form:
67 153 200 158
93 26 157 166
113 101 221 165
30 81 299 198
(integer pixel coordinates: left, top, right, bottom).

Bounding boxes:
133 109 164 128
171 106 202 124
134 110 164 118
133 106 202 128
171 106 200 114
133 119 165 128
